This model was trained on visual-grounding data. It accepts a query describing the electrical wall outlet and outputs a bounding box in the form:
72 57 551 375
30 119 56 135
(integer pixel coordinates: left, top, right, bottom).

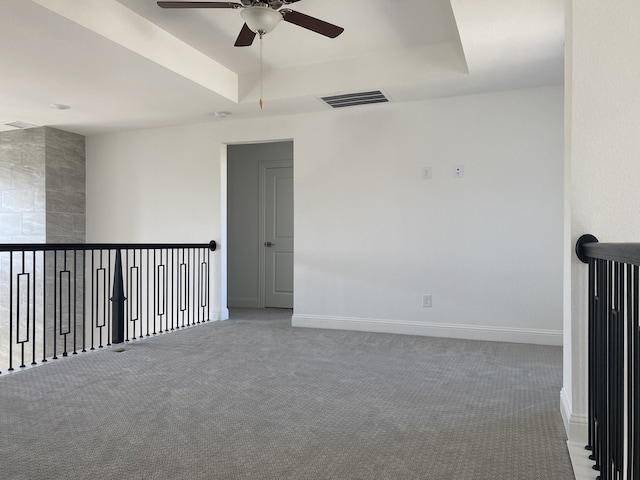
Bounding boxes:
453 164 464 178
422 294 432 308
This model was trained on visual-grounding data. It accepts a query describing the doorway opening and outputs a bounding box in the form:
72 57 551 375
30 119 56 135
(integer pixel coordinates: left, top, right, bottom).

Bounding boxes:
227 141 293 309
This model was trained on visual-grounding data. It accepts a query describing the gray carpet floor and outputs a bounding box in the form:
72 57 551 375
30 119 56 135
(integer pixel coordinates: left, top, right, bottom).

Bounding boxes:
0 308 574 479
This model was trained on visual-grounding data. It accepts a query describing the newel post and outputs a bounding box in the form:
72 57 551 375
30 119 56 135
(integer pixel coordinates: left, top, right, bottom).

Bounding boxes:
111 249 127 344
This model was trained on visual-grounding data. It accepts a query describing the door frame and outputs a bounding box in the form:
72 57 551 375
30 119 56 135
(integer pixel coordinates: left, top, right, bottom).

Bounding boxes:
258 159 294 308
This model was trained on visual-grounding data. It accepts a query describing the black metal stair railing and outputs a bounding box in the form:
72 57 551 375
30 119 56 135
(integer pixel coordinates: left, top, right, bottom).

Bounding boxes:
0 241 217 374
576 234 640 480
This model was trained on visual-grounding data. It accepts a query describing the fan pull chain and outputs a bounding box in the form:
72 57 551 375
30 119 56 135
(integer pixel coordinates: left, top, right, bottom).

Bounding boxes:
259 32 264 110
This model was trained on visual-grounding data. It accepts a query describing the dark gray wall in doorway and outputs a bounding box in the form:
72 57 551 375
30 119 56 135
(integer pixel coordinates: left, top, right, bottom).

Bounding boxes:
227 141 293 308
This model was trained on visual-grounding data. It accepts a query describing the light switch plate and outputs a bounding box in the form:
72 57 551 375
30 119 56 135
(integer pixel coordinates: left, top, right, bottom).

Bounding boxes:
422 294 432 307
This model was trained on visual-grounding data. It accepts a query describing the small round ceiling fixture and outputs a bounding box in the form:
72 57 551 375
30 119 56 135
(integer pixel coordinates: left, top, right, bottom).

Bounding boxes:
50 103 71 110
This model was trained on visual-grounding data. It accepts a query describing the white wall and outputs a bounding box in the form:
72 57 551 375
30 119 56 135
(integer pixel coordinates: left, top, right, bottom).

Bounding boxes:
86 85 563 343
563 0 640 449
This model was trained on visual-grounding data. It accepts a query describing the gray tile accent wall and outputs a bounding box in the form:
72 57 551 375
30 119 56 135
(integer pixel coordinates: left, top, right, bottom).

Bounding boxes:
45 127 86 244
0 128 46 243
0 127 86 243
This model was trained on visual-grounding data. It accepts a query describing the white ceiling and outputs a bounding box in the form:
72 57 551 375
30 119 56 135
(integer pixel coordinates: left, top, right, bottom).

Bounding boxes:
0 0 564 136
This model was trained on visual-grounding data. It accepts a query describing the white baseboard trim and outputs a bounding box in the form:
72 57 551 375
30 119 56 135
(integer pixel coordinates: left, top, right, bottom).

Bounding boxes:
560 388 593 480
213 307 230 321
560 388 572 436
560 388 589 445
291 314 562 346
567 441 598 480
559 388 588 443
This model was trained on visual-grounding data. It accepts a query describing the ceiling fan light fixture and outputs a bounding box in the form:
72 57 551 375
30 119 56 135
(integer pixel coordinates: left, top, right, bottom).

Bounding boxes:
240 5 282 34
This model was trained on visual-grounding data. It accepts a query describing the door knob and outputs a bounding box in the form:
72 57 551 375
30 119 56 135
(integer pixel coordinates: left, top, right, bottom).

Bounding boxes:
264 242 275 247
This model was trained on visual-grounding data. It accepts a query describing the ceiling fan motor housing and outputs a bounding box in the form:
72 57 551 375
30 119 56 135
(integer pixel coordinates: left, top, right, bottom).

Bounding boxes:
242 1 286 8
241 4 283 34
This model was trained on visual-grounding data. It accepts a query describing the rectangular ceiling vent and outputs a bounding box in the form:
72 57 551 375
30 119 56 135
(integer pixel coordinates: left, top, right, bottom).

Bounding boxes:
319 90 390 109
4 121 38 129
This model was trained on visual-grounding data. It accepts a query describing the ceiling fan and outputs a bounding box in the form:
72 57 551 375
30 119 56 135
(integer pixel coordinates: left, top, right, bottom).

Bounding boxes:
156 1 345 47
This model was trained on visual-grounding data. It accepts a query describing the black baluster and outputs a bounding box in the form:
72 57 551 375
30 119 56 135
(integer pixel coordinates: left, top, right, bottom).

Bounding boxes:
125 249 129 341
19 250 26 368
111 249 126 344
31 250 37 366
171 248 175 331
107 249 112 346
82 250 87 353
61 250 69 357
180 248 186 328
197 248 201 325
9 252 14 371
633 264 640 480
146 249 150 336
53 251 57 360
207 246 211 322
153 249 157 335
73 249 77 355
614 262 623 479
588 257 595 454
42 251 48 363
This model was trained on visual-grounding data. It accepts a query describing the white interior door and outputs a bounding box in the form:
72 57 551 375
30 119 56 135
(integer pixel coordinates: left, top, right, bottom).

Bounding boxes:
262 162 293 308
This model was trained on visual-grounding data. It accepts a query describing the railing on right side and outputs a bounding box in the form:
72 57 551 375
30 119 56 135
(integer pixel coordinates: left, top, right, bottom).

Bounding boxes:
576 234 640 480
0 241 217 375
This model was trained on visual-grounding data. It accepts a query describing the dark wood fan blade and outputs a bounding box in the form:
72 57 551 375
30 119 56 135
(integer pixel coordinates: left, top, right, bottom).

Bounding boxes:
281 10 344 38
234 23 257 47
157 2 242 8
